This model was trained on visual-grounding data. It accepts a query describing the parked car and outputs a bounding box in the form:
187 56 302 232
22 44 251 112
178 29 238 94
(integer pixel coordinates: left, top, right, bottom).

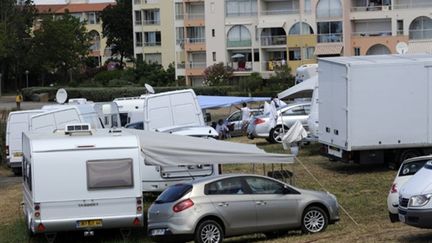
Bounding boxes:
248 102 311 143
225 109 263 137
387 155 430 222
147 174 339 243
398 160 432 228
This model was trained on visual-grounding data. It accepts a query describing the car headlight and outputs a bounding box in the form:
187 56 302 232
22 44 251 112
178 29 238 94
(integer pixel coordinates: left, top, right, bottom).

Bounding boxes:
409 194 432 207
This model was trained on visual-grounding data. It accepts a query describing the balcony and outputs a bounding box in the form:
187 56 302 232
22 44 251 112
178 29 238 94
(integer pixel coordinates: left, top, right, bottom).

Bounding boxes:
227 39 252 48
228 61 253 72
394 1 432 9
261 35 286 46
186 62 206 76
262 60 285 71
144 41 161 47
352 31 392 37
143 19 160 25
317 34 343 43
351 0 392 11
261 9 299 16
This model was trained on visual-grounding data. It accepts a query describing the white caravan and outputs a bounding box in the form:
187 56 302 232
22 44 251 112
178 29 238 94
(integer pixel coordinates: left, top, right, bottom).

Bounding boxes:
22 125 143 238
5 110 43 175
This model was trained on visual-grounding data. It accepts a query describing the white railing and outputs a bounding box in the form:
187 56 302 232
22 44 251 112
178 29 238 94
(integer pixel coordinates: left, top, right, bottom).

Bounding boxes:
261 35 287 46
352 31 392 37
226 11 257 17
186 13 205 20
186 37 205 44
143 19 160 25
394 3 432 9
144 41 161 46
187 62 206 68
351 5 391 12
317 33 343 43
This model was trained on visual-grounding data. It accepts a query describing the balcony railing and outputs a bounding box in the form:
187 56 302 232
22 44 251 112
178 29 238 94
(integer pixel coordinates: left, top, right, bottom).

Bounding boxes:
136 41 143 47
409 29 432 40
351 5 391 12
352 31 392 37
186 13 204 20
227 39 252 48
186 37 205 44
394 2 432 9
228 61 253 72
262 60 286 71
144 41 161 46
175 14 184 20
135 20 142 25
143 19 160 25
226 11 257 17
187 62 206 68
317 33 343 43
261 35 287 46
177 63 185 69
261 9 299 15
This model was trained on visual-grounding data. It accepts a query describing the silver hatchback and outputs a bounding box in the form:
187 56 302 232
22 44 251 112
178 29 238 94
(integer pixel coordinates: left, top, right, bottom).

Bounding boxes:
147 174 339 243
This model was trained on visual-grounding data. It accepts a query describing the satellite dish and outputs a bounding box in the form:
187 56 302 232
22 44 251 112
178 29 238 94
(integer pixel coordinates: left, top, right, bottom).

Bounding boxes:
396 42 408 54
145 83 155 94
56 88 68 104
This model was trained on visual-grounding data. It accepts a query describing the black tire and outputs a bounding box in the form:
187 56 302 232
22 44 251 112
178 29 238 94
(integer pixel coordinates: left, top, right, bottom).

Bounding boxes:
389 212 399 223
194 220 224 243
12 167 22 176
269 125 289 144
301 206 328 234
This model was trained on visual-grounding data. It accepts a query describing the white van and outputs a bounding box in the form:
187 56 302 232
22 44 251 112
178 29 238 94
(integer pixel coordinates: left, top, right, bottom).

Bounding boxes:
22 125 143 237
5 110 43 175
398 160 432 228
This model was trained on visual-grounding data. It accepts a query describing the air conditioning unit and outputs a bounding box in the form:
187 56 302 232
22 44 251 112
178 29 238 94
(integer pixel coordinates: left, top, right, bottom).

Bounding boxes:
65 123 92 135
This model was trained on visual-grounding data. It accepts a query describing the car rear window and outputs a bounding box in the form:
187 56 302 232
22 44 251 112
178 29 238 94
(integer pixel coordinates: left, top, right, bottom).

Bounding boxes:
155 184 192 204
399 160 428 176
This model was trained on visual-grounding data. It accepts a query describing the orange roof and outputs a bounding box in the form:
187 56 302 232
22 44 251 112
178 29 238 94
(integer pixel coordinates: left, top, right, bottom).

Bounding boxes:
36 2 114 14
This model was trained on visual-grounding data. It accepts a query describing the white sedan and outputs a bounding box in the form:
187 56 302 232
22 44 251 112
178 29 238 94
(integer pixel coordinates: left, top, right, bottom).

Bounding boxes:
387 155 431 222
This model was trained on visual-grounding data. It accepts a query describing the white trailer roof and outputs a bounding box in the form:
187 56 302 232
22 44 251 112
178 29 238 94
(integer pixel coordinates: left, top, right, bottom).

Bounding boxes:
320 54 432 66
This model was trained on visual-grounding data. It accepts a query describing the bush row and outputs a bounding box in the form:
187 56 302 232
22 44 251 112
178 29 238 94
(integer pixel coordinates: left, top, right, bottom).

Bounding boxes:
22 86 239 102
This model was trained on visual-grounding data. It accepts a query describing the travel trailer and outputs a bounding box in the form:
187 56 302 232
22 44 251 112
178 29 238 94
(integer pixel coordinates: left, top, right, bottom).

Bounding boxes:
22 125 143 238
5 110 43 175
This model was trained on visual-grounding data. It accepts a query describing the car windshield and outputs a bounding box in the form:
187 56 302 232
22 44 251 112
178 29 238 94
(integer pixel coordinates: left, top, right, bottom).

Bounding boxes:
155 184 192 203
399 160 428 176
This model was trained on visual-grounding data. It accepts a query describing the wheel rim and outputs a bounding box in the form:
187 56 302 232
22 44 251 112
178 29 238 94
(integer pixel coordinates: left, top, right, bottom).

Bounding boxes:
272 127 285 143
303 210 325 233
200 224 221 243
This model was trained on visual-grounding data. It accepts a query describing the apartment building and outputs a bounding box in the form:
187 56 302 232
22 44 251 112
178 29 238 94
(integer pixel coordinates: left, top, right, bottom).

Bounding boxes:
36 0 114 66
132 0 175 69
171 0 432 86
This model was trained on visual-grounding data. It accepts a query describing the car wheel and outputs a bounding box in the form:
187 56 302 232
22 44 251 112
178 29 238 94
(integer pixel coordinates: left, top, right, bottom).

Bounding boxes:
301 206 328 234
389 212 399 223
194 220 224 243
270 126 289 144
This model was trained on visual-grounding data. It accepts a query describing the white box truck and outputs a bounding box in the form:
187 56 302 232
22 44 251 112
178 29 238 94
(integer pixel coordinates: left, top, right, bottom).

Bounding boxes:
319 54 432 165
22 125 144 238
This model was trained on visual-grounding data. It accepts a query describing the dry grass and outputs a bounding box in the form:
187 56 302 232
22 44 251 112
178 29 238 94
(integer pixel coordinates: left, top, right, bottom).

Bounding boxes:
1 137 431 242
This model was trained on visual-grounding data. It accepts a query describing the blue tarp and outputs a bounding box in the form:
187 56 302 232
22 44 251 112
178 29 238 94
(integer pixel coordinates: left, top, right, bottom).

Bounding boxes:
197 95 270 110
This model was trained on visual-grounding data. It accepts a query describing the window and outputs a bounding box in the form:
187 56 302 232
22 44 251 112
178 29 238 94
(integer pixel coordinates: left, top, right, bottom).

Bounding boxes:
304 47 315 59
254 49 259 61
134 10 142 25
228 111 241 122
316 0 342 19
227 25 251 47
175 2 184 20
397 19 404 35
143 9 160 25
135 32 143 47
317 21 343 42
304 0 311 13
87 12 96 25
225 0 257 17
187 27 205 43
289 22 314 35
145 53 162 64
244 177 284 194
86 159 134 190
212 52 216 61
134 0 141 4
144 31 161 46
176 27 185 45
212 29 215 37
399 160 428 177
354 47 361 56
205 177 249 195
409 16 432 40
289 48 301 60
23 157 32 191
155 184 192 203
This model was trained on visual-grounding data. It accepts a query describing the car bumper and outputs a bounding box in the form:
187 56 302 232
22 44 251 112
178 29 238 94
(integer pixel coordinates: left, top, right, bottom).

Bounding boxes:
32 214 144 234
399 208 432 228
147 216 196 236
387 194 399 215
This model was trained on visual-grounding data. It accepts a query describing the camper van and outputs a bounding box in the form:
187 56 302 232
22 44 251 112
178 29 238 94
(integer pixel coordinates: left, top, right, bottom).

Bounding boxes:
5 110 43 175
22 125 143 237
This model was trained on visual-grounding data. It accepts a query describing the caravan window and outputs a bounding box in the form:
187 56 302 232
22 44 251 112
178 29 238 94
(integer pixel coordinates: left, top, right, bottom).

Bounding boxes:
86 159 134 190
22 157 32 191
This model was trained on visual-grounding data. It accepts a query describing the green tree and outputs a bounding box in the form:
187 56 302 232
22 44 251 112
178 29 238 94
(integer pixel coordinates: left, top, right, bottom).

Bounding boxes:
267 64 294 90
101 0 133 67
0 0 36 90
203 62 233 86
239 72 262 92
31 12 91 83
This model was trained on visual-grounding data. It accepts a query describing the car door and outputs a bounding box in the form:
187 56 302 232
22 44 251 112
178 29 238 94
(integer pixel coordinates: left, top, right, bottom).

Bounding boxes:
280 105 309 128
244 176 301 231
226 111 242 136
206 177 257 235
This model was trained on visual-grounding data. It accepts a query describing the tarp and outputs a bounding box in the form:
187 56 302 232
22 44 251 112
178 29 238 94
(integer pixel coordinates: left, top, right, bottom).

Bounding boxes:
282 121 308 145
278 75 318 99
125 129 294 166
197 95 270 110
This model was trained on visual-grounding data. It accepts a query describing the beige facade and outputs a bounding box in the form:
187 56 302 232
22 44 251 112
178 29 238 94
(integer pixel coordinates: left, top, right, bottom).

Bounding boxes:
132 0 175 70
169 0 432 86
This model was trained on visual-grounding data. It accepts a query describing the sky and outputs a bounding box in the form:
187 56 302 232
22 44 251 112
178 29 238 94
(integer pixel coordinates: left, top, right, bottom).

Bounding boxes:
33 0 114 4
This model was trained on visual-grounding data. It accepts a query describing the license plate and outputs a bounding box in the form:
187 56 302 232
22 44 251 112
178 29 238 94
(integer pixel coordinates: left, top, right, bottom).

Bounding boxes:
328 147 342 158
13 152 23 157
77 219 102 228
151 229 166 236
399 214 405 223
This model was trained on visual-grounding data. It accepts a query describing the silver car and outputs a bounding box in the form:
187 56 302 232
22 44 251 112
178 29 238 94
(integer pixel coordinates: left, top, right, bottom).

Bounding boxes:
225 109 263 137
248 102 311 143
147 174 339 243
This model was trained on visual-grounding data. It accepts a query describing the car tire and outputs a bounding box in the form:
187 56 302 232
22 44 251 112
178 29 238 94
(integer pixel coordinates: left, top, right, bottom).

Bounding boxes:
389 212 399 223
301 206 328 234
194 219 224 243
270 125 289 144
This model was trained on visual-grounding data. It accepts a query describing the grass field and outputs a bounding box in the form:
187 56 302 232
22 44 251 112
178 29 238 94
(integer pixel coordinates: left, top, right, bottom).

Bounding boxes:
1 137 431 243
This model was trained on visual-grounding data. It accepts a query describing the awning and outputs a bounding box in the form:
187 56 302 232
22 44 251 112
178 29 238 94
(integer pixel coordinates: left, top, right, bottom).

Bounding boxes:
314 43 343 56
197 95 270 110
126 129 294 166
278 75 318 99
407 41 432 54
257 21 285 29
